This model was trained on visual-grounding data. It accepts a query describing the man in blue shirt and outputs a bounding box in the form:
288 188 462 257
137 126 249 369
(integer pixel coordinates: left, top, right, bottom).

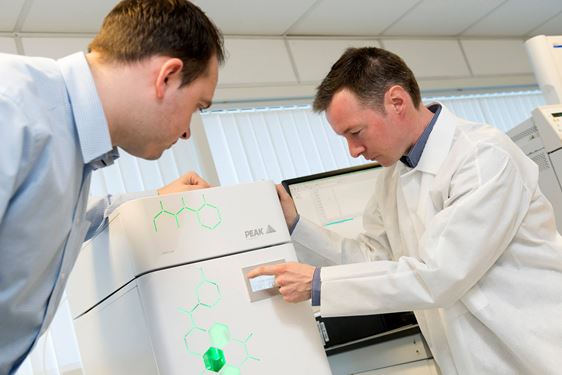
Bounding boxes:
0 1 224 373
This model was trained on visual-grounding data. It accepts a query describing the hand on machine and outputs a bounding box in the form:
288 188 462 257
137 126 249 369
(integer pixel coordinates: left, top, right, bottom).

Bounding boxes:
247 261 315 303
157 171 211 195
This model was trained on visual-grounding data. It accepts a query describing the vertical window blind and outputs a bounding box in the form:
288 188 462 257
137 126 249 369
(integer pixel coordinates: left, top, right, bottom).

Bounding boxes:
202 106 369 186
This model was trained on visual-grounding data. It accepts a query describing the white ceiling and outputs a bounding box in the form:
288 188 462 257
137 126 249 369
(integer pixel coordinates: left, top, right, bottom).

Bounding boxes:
0 0 561 37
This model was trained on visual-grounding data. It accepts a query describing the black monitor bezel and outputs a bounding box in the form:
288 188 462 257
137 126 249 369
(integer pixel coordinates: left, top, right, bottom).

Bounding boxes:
281 162 382 197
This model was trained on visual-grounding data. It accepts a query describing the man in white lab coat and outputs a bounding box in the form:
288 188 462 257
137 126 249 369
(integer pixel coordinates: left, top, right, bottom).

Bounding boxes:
248 47 562 374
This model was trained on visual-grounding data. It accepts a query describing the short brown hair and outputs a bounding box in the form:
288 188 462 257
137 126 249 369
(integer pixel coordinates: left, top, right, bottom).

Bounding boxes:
89 0 224 87
313 47 421 113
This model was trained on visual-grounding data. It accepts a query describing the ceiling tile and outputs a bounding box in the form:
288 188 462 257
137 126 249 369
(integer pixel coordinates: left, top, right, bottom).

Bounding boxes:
288 39 380 82
384 0 504 36
218 38 297 85
461 39 531 75
22 0 118 33
528 11 562 37
21 37 93 58
9 0 562 40
0 37 18 54
462 0 562 37
382 39 471 78
193 0 317 35
0 0 26 32
288 0 420 36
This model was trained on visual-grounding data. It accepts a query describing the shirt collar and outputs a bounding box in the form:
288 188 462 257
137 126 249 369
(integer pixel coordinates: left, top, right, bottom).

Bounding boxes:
57 52 118 170
400 104 441 168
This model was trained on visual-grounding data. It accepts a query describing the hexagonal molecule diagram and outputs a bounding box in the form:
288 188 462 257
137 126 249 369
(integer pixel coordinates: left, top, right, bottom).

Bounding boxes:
178 269 259 373
153 194 222 232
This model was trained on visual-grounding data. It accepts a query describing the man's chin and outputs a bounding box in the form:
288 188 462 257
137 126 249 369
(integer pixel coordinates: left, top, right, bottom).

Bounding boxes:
145 149 164 160
131 148 163 161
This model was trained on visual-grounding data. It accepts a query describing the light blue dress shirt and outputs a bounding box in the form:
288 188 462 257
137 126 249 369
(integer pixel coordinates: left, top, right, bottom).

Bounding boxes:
0 52 133 374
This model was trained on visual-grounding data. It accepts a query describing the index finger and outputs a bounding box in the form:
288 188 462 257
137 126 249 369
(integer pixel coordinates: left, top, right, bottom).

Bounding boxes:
247 264 285 279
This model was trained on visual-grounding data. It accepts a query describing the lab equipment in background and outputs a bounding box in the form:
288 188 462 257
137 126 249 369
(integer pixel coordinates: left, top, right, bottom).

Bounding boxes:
526 35 562 105
282 164 430 374
66 182 331 375
508 105 562 233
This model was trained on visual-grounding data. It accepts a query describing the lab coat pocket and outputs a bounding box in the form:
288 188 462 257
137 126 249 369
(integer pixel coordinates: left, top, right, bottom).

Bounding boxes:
445 287 507 374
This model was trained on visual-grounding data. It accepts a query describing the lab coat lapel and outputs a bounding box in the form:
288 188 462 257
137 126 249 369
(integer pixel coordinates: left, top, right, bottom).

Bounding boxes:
397 166 425 255
395 103 458 255
415 103 458 176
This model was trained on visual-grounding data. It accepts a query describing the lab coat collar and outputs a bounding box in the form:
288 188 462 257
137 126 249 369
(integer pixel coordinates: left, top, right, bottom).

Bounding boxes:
413 102 457 175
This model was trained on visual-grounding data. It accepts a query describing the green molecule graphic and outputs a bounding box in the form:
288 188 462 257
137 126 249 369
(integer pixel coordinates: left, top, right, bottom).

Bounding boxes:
220 365 241 375
209 323 230 349
203 347 226 372
184 327 208 356
178 268 260 374
223 334 259 368
196 279 221 308
196 201 222 230
153 195 222 232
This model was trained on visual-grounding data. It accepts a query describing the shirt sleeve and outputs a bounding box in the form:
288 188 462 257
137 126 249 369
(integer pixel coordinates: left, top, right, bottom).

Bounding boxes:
0 95 37 224
288 214 300 234
319 143 534 316
84 190 156 240
311 267 322 306
291 184 393 266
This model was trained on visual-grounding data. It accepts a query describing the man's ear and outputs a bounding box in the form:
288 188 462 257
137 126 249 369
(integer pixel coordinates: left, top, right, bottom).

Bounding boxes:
385 85 407 114
155 58 184 99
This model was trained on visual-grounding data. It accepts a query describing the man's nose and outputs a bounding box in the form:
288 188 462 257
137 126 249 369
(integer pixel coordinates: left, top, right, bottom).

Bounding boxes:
348 141 365 158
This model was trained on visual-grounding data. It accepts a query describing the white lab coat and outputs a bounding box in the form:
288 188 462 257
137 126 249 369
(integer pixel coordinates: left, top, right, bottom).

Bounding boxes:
293 104 562 374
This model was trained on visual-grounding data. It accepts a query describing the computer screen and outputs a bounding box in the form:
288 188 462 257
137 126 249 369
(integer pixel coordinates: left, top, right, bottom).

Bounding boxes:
282 163 383 239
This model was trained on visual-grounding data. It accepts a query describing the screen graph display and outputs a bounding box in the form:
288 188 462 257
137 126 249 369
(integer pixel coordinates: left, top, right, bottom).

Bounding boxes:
284 164 382 239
